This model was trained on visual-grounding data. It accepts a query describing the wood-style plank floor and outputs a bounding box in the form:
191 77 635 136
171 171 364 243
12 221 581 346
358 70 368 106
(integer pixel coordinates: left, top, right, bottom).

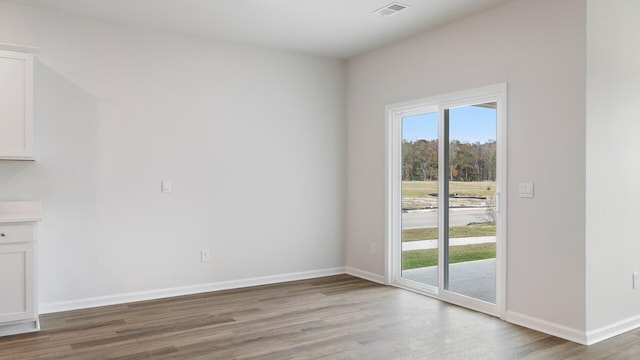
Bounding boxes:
0 275 639 359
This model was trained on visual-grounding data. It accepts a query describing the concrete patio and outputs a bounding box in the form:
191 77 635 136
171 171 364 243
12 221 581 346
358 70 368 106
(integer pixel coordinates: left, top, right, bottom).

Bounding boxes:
402 258 496 303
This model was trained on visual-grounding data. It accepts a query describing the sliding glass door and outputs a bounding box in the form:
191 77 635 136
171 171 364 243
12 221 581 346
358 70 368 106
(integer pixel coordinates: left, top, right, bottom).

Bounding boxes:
387 84 506 317
444 103 497 308
400 111 439 289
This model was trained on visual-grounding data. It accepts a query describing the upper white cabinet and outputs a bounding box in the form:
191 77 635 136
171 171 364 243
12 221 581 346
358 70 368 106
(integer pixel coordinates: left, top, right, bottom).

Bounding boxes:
0 46 35 160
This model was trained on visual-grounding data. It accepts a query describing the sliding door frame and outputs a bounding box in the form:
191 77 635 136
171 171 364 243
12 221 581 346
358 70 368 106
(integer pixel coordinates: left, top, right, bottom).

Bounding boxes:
385 83 508 319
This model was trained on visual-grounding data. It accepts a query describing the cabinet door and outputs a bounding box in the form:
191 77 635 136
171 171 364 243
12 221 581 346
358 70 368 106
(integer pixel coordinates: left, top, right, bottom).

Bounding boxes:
0 243 35 323
0 50 34 160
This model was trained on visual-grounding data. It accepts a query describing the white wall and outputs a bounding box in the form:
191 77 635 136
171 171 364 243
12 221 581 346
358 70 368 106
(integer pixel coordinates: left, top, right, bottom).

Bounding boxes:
0 1 347 310
586 0 640 337
347 0 587 336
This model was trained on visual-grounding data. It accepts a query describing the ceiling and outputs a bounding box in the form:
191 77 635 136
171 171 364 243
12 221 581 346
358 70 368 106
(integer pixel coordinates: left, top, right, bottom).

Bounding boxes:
9 0 511 59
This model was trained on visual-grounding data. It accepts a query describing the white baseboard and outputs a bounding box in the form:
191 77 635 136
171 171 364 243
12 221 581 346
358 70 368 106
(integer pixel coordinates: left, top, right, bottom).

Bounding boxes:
586 313 640 345
506 310 587 345
345 266 386 285
40 267 346 314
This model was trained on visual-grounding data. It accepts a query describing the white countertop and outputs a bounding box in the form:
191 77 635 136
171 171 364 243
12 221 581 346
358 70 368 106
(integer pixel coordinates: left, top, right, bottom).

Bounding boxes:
0 201 42 223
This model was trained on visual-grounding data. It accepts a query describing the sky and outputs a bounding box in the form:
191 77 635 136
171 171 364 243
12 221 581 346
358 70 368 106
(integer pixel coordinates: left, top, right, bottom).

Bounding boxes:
402 105 496 143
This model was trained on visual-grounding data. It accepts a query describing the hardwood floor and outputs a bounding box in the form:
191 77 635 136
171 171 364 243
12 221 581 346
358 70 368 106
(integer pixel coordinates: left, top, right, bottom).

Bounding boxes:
0 275 638 359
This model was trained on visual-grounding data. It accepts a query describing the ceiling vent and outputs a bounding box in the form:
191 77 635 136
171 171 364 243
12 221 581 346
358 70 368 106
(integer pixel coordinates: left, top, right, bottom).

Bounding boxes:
374 2 409 17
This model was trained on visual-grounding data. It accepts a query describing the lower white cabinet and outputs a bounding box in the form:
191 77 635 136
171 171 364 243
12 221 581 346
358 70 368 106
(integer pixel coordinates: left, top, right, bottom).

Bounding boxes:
0 203 41 337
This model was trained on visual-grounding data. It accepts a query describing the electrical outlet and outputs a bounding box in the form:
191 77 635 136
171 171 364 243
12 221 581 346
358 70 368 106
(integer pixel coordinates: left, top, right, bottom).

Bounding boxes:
370 242 377 255
201 248 210 263
634 272 639 290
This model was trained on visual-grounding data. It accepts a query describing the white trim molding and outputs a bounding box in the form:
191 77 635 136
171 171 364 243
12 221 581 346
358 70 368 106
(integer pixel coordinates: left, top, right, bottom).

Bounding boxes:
40 267 346 314
586 314 640 345
345 267 386 285
0 43 40 54
506 310 587 345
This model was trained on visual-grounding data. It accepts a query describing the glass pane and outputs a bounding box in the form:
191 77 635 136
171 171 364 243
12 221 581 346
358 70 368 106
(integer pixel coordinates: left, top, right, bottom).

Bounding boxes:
447 102 497 303
401 112 438 287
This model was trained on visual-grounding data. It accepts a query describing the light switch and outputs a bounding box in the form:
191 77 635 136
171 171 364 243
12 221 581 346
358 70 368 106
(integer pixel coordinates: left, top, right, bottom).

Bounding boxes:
519 182 534 198
161 180 172 193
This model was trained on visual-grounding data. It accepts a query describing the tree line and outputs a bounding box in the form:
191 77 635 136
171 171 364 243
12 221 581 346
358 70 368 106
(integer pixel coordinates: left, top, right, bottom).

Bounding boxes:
402 139 496 182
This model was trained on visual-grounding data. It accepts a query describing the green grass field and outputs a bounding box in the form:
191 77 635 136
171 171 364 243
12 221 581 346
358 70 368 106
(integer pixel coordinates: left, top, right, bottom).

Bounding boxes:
402 243 496 270
402 223 495 242
400 181 497 270
402 181 495 198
